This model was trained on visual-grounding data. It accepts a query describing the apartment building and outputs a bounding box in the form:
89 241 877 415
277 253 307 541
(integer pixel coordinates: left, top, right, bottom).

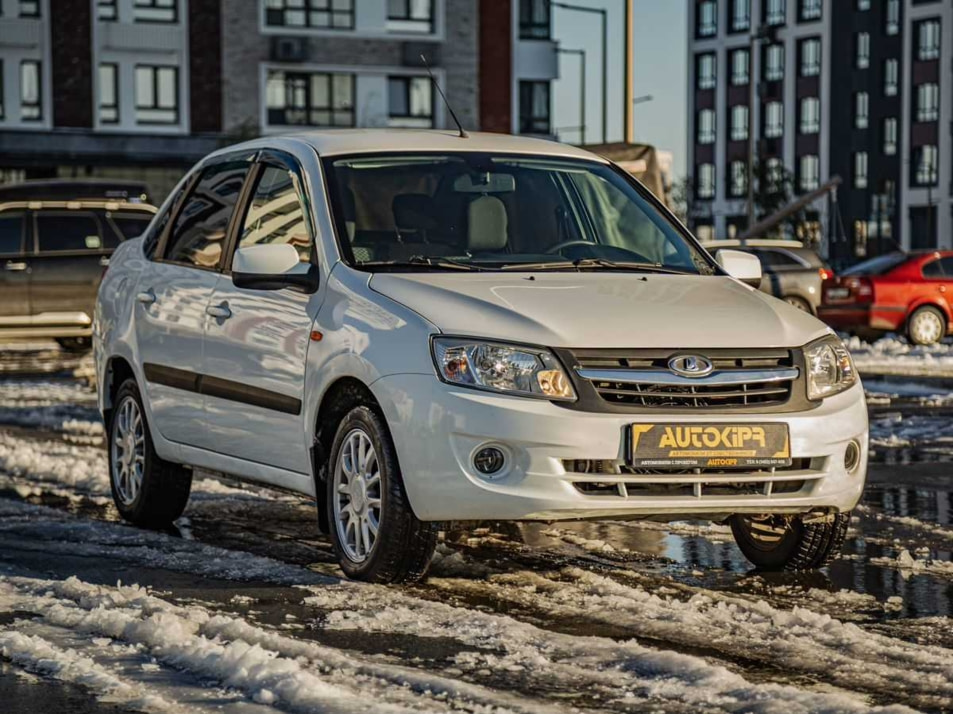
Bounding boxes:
0 0 559 201
687 0 952 263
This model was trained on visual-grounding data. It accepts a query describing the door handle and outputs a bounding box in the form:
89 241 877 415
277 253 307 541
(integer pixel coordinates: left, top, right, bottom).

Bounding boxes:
206 302 232 320
136 289 156 305
4 261 27 272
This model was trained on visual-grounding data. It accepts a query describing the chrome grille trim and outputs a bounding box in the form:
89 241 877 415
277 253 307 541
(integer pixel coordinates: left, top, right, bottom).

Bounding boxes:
575 367 799 387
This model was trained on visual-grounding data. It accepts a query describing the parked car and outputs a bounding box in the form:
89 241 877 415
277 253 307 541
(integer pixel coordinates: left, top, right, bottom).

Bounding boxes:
704 239 833 314
818 251 953 345
95 131 867 583
0 182 156 351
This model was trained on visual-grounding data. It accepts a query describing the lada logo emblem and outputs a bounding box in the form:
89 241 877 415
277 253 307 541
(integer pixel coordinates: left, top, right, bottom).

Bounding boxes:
668 354 714 378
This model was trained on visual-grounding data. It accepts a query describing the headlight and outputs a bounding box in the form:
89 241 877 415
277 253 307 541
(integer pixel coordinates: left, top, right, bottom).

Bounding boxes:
805 335 856 400
431 337 576 401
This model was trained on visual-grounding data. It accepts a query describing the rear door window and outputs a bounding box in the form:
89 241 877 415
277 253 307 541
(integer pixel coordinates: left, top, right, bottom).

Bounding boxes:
163 161 251 269
0 214 25 256
35 212 104 253
922 258 943 278
235 164 311 264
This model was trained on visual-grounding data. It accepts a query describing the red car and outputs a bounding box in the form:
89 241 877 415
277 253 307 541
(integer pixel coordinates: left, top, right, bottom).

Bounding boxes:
819 251 953 345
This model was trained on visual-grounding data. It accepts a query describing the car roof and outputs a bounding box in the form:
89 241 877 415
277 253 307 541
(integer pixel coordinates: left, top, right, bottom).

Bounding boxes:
222 129 609 162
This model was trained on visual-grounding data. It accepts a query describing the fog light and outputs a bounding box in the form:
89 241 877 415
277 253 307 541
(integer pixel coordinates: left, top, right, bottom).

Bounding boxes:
473 447 506 475
844 441 861 473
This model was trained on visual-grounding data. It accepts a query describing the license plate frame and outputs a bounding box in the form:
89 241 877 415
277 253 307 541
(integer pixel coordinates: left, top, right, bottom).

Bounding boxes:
826 288 850 300
629 423 792 470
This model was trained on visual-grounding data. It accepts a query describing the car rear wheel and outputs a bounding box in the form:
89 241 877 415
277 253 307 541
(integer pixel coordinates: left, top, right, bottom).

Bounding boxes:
729 512 849 570
907 306 946 346
327 405 438 583
108 379 192 527
782 296 812 313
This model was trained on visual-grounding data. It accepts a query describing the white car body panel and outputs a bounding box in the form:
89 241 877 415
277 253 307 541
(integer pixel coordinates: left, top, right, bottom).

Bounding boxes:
94 130 868 525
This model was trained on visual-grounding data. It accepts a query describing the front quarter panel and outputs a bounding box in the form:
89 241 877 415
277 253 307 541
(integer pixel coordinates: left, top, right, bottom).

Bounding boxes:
94 238 147 415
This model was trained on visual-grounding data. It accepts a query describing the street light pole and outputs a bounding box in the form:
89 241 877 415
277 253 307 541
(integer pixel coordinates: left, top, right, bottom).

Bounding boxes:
551 2 607 144
558 48 586 145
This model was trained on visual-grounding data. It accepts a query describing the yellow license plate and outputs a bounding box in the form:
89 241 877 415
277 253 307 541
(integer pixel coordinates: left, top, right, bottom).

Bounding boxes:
629 423 791 469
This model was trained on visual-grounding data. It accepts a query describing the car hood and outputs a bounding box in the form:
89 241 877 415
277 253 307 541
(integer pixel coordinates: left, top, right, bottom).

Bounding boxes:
369 272 830 349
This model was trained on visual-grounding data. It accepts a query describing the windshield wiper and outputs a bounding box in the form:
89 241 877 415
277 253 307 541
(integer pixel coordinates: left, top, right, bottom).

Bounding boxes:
359 255 491 271
500 258 693 274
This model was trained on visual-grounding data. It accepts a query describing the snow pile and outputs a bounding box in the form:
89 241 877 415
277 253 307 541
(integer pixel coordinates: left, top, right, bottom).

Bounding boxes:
0 433 109 495
847 335 953 377
868 412 953 455
871 549 953 578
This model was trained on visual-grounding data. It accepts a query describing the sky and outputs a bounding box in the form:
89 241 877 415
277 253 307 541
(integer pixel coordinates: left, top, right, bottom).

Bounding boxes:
551 0 687 176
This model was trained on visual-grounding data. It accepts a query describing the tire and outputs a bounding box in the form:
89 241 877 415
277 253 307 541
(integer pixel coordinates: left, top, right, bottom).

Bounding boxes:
907 306 946 346
729 512 850 571
782 296 812 314
326 405 438 583
56 337 92 353
108 379 192 527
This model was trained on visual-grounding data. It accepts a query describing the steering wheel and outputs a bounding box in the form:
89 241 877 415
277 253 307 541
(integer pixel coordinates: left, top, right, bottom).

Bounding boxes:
545 240 598 254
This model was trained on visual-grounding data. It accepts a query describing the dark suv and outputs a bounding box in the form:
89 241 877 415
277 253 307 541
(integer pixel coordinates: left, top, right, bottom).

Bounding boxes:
0 181 156 351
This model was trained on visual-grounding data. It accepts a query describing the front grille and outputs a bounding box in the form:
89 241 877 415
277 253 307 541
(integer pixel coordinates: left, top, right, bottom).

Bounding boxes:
572 479 807 498
568 348 799 410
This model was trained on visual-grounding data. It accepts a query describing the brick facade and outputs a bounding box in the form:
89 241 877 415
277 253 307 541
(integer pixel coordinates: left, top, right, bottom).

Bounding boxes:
50 0 92 128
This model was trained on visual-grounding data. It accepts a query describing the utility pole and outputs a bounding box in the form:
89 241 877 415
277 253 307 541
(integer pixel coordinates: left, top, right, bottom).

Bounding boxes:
551 1 607 143
624 0 634 143
558 48 587 145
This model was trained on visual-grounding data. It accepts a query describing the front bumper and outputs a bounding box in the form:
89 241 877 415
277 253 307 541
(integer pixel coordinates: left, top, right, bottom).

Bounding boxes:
372 375 869 522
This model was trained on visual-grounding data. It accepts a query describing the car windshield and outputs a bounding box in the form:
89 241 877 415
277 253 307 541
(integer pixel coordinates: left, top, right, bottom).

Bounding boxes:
841 251 908 276
322 153 713 274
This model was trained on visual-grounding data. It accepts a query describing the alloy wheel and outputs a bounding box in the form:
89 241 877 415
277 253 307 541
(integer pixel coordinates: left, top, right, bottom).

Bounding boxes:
911 310 943 345
111 396 145 506
333 428 382 563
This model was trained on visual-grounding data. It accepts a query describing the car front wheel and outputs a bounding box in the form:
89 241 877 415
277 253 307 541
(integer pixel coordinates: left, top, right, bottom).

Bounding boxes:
108 379 192 527
327 405 438 583
729 512 849 570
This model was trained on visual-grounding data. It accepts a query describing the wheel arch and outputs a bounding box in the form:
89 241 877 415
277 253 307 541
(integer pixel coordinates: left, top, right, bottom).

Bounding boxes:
102 355 136 423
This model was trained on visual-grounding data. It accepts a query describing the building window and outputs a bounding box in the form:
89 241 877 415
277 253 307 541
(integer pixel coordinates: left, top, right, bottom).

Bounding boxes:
388 75 433 127
799 154 819 192
913 145 938 186
916 19 941 61
18 0 39 17
134 0 176 22
884 58 898 96
730 0 749 31
99 63 119 124
730 48 749 85
856 32 869 68
518 0 549 39
0 61 4 120
697 163 715 199
883 117 897 155
265 0 355 29
697 1 717 37
885 0 899 35
916 83 939 121
388 0 433 33
98 0 117 20
854 92 868 129
857 0 869 9
798 0 820 22
266 70 353 127
135 65 178 124
799 96 819 134
19 61 41 121
729 160 747 197
763 43 784 81
764 0 785 26
764 101 783 138
519 81 550 134
696 53 716 89
697 108 716 144
730 104 748 140
853 152 868 189
798 37 820 76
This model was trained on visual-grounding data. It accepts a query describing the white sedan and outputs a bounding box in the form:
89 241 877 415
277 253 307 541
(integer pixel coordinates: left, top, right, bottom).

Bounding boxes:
95 130 867 582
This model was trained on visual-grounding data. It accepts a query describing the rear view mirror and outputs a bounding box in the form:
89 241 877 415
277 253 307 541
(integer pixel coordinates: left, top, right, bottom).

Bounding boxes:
232 244 319 293
452 172 516 193
715 249 762 287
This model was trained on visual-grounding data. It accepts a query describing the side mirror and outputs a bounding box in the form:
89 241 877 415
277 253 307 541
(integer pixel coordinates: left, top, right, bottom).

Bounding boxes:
232 244 319 293
715 249 762 288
